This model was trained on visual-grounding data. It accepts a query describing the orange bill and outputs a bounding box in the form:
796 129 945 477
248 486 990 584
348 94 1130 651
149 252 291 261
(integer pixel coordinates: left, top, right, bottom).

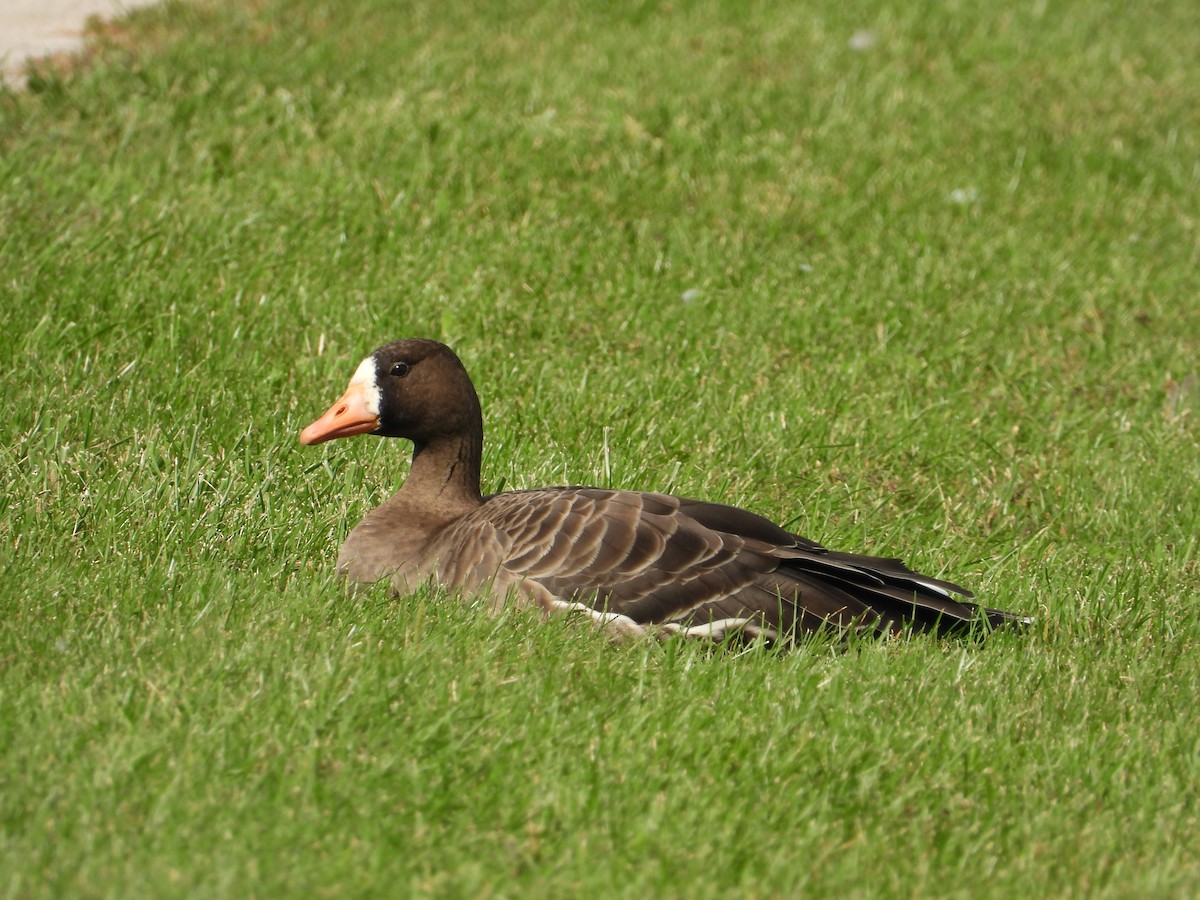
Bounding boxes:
299 382 380 445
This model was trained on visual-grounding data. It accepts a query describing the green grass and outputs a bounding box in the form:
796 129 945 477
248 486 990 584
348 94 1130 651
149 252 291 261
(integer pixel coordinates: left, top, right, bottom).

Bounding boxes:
2 0 1198 894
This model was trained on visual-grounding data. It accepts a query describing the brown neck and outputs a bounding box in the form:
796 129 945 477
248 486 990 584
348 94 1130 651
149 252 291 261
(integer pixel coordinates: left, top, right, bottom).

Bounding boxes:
399 428 484 517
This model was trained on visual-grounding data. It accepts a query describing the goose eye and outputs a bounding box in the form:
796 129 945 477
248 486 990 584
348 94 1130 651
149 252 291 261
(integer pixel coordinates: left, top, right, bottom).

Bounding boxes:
390 362 411 378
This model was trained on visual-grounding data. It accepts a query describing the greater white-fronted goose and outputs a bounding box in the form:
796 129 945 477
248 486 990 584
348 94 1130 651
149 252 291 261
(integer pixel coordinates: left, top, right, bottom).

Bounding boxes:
300 339 1027 642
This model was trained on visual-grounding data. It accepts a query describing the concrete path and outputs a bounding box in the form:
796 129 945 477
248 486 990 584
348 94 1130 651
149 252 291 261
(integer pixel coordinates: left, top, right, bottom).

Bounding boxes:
1 0 160 86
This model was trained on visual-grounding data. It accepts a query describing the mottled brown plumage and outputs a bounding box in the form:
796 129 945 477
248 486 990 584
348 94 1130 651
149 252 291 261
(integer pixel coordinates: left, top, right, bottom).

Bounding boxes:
300 339 1027 642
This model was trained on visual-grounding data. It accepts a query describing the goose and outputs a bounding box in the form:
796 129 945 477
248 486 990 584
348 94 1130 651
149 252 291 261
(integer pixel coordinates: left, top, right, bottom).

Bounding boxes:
300 339 1026 642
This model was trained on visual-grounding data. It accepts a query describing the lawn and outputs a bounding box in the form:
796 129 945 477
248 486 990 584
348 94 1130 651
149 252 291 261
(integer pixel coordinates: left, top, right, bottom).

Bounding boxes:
1 0 1198 895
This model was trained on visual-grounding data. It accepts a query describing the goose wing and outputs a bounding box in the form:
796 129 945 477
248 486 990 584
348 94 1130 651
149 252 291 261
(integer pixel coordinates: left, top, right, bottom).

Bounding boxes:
437 487 1002 638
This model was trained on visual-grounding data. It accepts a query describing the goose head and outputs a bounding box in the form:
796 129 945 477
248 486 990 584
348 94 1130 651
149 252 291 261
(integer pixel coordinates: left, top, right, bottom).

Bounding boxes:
299 339 481 447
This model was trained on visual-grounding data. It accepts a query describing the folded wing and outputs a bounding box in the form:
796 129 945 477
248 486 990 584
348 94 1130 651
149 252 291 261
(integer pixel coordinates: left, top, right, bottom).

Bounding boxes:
437 487 1017 639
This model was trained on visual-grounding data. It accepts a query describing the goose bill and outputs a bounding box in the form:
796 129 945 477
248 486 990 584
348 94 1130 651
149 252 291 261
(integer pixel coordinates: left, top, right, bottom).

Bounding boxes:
300 382 380 445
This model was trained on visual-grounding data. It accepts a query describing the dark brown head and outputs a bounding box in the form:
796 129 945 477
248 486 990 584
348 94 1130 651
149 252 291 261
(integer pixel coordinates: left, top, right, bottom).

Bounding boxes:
299 339 482 448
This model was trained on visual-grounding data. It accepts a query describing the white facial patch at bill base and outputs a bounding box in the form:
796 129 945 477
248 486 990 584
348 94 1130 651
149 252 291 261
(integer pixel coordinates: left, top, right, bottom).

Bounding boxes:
349 356 382 417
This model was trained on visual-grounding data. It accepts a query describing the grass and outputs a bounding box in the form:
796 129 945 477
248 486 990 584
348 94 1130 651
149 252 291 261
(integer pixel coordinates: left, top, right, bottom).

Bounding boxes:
1 0 1198 894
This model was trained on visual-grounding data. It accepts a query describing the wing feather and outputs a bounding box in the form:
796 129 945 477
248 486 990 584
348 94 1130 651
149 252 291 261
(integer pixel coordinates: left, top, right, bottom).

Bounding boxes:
437 486 1005 639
